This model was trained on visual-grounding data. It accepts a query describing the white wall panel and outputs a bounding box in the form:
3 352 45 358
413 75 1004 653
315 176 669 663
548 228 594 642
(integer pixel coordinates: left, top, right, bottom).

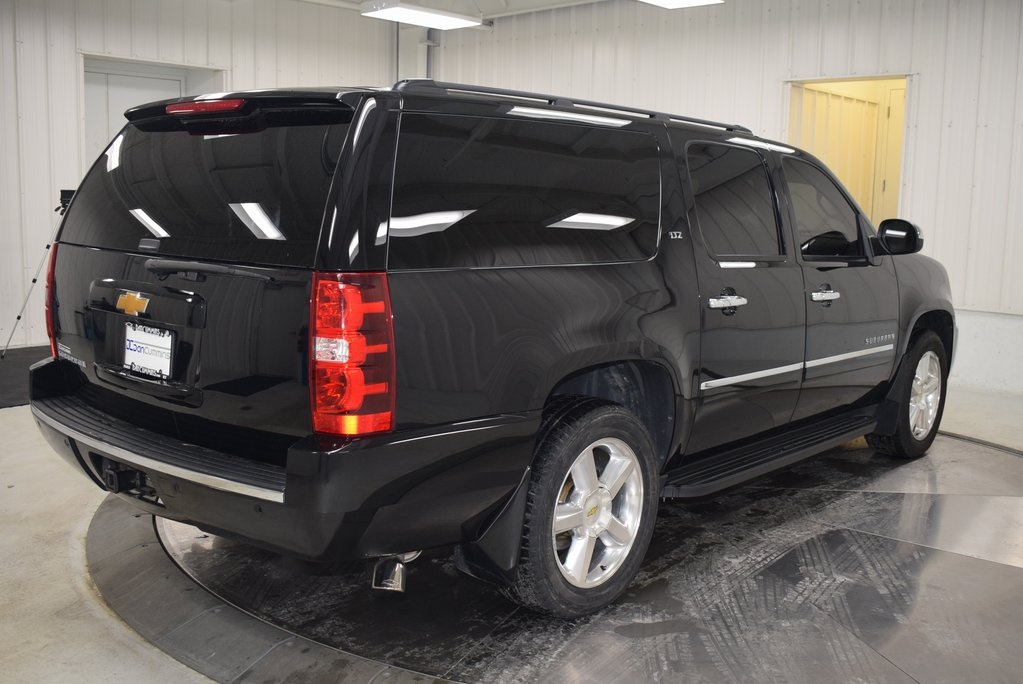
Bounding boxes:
433 0 1023 392
0 0 24 351
0 0 396 348
433 0 1023 320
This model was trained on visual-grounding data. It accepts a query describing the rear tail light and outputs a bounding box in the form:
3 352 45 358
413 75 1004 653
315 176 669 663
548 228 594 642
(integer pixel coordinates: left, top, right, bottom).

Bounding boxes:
310 272 395 436
44 243 58 358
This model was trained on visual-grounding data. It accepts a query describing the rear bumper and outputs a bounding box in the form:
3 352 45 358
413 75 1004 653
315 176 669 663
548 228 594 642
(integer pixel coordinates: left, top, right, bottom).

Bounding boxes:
31 358 539 562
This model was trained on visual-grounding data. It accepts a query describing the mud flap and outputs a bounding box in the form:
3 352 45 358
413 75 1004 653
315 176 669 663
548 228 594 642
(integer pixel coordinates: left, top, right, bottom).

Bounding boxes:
454 466 532 587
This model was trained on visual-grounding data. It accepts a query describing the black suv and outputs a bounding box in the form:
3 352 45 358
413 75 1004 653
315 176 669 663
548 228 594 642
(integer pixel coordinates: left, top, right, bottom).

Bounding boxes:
31 80 955 617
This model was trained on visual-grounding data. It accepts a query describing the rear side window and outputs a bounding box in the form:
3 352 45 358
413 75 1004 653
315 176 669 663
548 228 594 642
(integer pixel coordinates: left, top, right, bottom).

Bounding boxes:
687 143 781 258
60 118 350 267
387 113 661 269
783 157 864 258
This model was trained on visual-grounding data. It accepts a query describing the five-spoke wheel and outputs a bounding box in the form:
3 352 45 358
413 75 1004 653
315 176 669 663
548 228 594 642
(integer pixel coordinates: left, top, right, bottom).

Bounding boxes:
909 350 942 440
868 330 948 458
552 438 643 588
502 401 659 618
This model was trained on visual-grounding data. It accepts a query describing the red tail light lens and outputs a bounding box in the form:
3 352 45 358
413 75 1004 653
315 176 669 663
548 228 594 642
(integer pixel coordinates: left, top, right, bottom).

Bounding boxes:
44 243 58 358
310 272 395 435
165 99 246 115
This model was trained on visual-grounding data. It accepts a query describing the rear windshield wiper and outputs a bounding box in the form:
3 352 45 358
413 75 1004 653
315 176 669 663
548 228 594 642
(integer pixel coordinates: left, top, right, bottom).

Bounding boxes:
144 258 276 283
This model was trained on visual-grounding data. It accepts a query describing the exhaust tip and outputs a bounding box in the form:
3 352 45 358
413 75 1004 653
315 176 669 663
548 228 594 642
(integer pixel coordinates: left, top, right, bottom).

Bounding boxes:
371 551 421 593
372 557 407 592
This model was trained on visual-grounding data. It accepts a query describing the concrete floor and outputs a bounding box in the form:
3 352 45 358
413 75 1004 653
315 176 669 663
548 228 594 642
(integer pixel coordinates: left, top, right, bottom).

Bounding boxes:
942 384 1023 452
0 404 210 683
1 385 1021 683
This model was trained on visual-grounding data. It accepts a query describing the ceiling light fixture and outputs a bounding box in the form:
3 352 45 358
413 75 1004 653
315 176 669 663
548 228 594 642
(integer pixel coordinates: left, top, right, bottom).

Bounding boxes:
129 208 169 238
548 213 635 231
229 203 286 241
635 0 723 10
361 0 481 30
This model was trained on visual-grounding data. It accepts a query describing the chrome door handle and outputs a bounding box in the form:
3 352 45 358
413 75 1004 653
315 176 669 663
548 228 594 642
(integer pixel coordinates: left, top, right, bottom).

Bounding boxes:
811 290 841 302
708 295 748 309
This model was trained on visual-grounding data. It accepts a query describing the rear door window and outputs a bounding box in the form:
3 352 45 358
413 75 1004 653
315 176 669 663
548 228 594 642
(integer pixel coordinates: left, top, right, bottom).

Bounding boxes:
60 118 350 267
387 113 661 269
686 143 781 258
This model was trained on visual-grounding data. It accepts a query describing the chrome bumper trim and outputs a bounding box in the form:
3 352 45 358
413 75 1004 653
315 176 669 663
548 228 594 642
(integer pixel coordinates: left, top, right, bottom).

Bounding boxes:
31 404 285 503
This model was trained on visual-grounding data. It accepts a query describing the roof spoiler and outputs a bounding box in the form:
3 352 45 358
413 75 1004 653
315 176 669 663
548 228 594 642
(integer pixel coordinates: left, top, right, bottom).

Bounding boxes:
124 93 356 134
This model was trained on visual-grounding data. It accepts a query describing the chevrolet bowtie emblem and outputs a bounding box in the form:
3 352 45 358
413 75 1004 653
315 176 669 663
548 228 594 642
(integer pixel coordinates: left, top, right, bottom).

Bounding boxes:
115 291 150 316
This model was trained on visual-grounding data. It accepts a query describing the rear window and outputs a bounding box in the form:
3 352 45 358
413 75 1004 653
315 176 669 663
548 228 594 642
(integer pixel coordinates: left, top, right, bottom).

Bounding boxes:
60 117 350 267
387 113 661 269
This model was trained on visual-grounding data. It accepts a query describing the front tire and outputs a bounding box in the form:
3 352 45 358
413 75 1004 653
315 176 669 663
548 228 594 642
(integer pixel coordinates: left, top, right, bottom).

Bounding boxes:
868 330 948 458
502 401 659 618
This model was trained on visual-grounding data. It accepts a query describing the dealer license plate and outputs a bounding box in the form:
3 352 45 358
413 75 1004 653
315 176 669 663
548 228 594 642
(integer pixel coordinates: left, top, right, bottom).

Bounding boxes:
123 321 174 380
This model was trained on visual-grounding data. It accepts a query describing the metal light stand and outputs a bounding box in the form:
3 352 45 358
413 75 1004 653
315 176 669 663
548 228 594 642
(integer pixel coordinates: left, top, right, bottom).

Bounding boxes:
0 190 74 360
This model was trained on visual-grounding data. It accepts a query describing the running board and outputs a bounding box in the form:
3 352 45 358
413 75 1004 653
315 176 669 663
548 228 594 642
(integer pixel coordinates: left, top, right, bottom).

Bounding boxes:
662 413 876 498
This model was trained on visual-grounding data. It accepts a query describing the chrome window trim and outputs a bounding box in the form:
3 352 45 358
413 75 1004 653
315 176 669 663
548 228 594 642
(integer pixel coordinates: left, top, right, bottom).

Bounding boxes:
804 344 894 369
31 405 285 503
700 362 804 390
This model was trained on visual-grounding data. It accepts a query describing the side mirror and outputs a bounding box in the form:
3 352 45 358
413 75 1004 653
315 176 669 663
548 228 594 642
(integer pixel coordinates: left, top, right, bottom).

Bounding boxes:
877 218 923 255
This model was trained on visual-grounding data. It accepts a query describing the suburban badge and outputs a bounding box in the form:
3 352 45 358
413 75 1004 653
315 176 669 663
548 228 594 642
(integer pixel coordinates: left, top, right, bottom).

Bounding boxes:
864 332 896 346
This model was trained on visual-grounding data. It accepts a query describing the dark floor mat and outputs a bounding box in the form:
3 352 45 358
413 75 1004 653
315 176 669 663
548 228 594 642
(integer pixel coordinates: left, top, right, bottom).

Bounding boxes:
0 345 49 408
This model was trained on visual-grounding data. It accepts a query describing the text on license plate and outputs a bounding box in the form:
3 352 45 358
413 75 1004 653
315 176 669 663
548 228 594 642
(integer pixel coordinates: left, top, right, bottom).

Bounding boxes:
124 321 173 379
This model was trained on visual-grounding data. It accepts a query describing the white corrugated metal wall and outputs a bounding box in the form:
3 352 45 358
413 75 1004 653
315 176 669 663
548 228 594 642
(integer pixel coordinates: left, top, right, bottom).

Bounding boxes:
434 0 1023 391
0 0 395 348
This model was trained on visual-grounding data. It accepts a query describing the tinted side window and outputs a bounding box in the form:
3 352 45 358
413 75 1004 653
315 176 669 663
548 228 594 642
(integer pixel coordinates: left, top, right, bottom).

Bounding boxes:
387 114 661 269
687 144 780 257
783 158 863 258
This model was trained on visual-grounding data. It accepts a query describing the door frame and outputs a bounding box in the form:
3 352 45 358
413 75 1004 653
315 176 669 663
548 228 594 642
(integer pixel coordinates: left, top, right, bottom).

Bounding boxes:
782 74 916 223
76 53 227 177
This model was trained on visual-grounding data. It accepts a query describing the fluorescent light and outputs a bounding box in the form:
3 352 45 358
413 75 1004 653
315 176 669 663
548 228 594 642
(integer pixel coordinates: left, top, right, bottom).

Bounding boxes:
549 213 634 230
389 210 475 236
229 203 286 240
129 208 169 238
105 134 123 172
727 136 795 154
348 232 360 262
508 106 632 128
361 0 481 30
636 0 723 9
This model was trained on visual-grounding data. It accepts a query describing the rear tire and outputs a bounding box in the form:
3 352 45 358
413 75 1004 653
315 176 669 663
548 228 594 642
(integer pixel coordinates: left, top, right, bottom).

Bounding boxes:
867 330 947 459
501 402 659 618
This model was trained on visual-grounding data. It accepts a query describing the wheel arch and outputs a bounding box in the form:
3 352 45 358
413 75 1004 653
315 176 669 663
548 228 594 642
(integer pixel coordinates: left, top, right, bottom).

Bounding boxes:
906 308 955 368
544 359 679 471
876 309 954 436
456 357 681 588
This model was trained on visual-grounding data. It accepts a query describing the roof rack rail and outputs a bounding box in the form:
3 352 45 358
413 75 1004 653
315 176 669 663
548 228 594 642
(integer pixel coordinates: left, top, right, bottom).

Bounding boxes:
393 79 753 134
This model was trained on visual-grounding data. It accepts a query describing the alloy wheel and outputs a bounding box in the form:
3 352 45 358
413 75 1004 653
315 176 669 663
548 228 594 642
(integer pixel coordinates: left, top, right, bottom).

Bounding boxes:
551 438 644 589
909 350 942 440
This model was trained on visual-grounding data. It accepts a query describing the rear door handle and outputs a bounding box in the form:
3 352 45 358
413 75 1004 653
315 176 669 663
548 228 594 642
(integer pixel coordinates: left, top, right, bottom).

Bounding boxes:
708 295 748 309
